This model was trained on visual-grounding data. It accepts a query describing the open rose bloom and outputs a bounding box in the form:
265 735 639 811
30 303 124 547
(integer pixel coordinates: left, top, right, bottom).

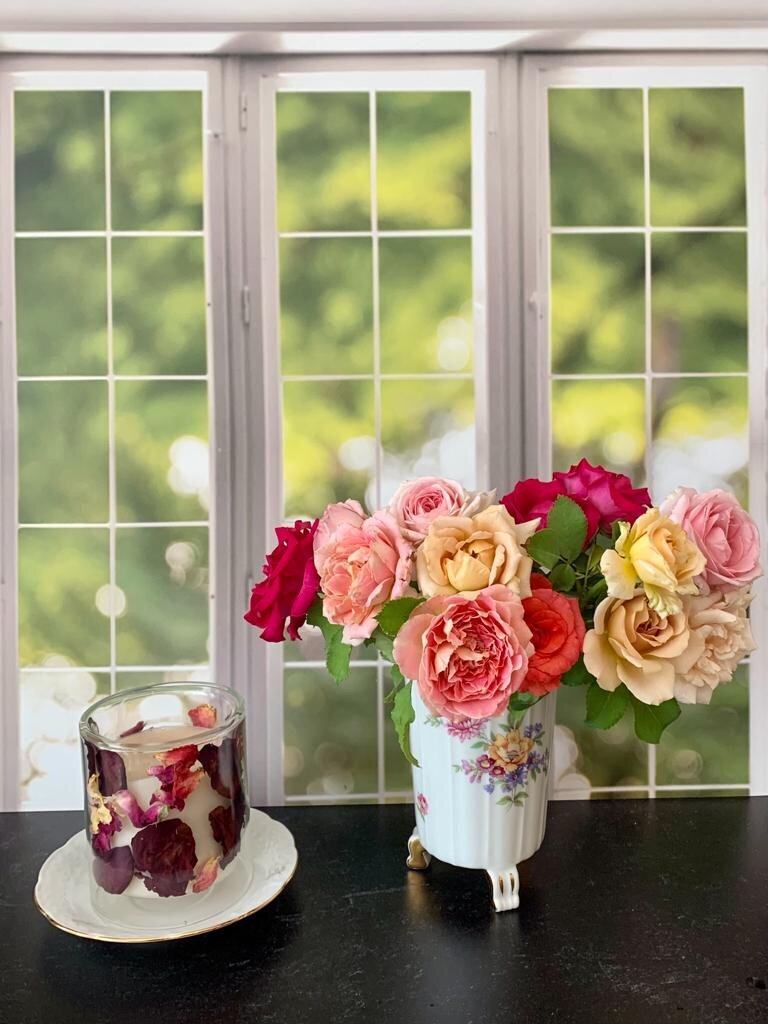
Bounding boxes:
246 467 761 763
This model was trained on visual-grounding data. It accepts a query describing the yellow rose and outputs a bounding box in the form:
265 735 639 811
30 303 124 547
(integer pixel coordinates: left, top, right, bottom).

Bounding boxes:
488 730 534 769
600 508 705 617
583 593 690 705
415 504 538 598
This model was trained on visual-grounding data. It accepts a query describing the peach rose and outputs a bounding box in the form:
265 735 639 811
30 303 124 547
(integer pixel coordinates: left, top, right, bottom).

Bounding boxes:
416 504 539 598
393 585 533 719
600 508 705 617
583 593 690 705
387 476 467 544
672 588 755 704
314 501 412 645
660 487 762 592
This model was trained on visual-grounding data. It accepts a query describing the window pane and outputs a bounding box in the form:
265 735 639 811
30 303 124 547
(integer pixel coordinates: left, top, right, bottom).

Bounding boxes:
15 91 105 231
284 627 376 664
112 236 206 375
16 238 107 377
110 91 203 231
277 92 370 232
377 91 471 230
657 665 748 786
379 237 472 374
650 87 746 228
19 528 109 667
651 376 748 503
18 381 108 523
20 668 109 808
280 238 373 375
115 381 208 522
551 379 646 480
549 88 644 227
651 232 747 373
555 686 648 790
380 379 475 504
116 527 209 665
551 233 645 374
116 667 211 690
284 667 378 797
283 379 375 518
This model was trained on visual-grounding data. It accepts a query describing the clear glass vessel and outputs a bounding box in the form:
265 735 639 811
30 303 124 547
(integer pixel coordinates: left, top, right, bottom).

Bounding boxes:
79 682 248 901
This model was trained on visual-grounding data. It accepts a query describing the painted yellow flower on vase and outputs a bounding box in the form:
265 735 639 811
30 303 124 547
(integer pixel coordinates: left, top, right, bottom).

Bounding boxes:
600 508 705 617
487 729 535 770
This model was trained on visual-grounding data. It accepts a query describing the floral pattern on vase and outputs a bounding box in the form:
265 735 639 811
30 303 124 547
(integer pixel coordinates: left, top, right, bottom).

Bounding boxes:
454 721 549 807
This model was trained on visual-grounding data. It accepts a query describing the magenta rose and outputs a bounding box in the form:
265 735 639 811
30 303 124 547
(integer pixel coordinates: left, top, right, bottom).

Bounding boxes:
314 501 413 645
388 476 466 544
502 459 650 540
393 585 533 720
660 487 762 591
244 519 320 642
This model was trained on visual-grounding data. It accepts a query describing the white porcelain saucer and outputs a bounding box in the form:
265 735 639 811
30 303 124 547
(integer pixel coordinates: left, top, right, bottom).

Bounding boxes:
35 809 298 943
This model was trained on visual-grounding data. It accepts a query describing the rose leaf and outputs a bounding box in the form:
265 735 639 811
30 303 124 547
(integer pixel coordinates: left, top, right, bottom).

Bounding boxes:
548 562 576 593
560 656 593 688
377 597 424 639
391 682 419 767
525 528 560 570
630 695 681 744
584 681 630 730
547 495 588 561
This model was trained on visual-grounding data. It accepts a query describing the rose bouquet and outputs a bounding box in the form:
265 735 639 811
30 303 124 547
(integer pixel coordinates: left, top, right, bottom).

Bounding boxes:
245 463 761 761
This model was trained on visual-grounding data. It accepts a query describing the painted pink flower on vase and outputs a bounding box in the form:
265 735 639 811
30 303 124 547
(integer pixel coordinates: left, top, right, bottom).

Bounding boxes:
660 487 762 592
416 792 429 817
394 585 534 720
388 476 467 544
314 500 413 645
244 519 320 642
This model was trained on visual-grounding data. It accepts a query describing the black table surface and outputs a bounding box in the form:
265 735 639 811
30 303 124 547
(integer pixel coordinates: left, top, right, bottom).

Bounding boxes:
2 800 767 1024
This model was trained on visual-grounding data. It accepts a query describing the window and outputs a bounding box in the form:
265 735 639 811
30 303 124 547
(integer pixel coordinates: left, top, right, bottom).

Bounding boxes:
268 72 485 804
4 72 215 808
523 58 767 799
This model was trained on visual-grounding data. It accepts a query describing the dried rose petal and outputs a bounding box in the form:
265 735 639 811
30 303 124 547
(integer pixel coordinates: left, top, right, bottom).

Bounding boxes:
119 720 145 738
87 773 121 853
148 744 203 811
209 792 247 868
110 789 166 828
132 818 197 898
192 856 220 893
86 741 127 796
199 724 245 801
188 703 217 728
92 845 135 895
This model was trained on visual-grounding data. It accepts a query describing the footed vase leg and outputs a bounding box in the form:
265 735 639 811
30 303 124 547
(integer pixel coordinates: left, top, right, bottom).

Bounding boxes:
406 829 431 870
487 867 520 912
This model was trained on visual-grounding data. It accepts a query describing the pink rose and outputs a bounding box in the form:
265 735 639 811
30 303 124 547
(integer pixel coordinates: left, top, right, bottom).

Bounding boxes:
314 502 413 645
388 476 467 544
393 585 533 720
244 519 320 642
660 487 762 591
502 459 650 541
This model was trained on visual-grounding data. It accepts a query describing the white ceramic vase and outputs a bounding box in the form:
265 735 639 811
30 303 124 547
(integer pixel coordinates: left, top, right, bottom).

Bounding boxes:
407 686 556 911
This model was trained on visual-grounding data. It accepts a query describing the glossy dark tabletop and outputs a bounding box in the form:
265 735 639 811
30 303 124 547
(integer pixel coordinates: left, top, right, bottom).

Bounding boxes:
2 800 767 1024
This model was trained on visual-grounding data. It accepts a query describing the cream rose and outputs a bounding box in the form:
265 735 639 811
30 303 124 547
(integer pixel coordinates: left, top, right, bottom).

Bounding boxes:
583 593 690 705
672 588 755 705
415 504 539 598
600 508 705 617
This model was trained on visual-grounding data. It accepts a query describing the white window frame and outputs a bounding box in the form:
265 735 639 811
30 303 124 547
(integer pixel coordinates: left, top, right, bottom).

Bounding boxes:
520 52 768 797
0 56 234 810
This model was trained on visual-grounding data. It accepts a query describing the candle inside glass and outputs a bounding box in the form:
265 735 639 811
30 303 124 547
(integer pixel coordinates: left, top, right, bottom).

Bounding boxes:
80 683 248 901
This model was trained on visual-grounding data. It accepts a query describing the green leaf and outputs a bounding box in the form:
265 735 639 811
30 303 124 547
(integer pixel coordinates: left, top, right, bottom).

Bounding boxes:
594 531 614 551
372 629 395 662
549 562 576 592
631 695 681 743
547 495 588 561
560 656 593 687
306 598 341 644
526 528 560 570
584 681 630 730
326 634 352 684
377 597 424 638
391 682 419 766
508 691 541 714
383 661 406 703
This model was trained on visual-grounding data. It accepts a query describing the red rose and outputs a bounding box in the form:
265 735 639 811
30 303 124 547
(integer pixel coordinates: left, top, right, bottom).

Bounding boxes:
554 459 650 535
502 460 650 541
244 520 320 643
521 574 585 696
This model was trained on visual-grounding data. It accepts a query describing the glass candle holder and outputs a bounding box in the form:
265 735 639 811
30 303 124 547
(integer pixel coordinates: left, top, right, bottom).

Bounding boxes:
79 682 248 902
